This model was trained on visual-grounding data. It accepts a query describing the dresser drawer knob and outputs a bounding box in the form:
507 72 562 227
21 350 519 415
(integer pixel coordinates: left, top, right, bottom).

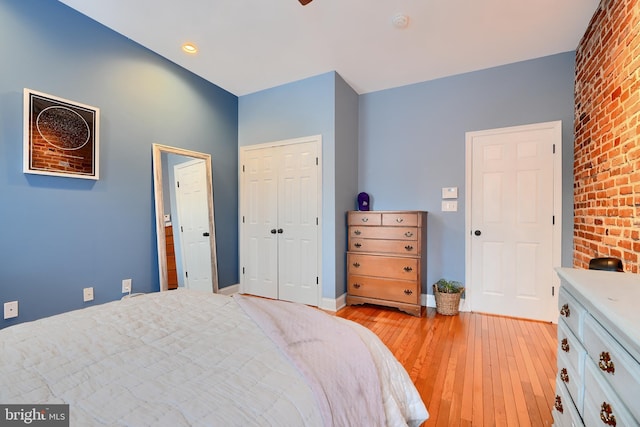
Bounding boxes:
352 262 360 268
560 303 570 317
353 230 362 235
598 352 615 374
404 289 413 295
361 217 369 223
404 245 414 251
554 395 563 414
403 266 413 272
561 338 570 353
600 402 617 426
404 231 414 237
396 217 404 223
354 243 362 248
353 283 361 289
560 368 569 383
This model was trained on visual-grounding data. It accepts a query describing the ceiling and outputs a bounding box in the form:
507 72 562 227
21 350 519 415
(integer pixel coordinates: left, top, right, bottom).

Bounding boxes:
58 0 600 97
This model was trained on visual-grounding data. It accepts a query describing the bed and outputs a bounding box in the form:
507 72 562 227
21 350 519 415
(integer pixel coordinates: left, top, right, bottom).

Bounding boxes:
0 290 428 426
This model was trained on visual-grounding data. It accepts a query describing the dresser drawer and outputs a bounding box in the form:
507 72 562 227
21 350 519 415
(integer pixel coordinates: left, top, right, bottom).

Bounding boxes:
583 314 640 422
583 360 637 427
348 254 418 280
557 352 584 416
558 286 587 340
382 212 418 227
349 226 418 241
553 378 583 427
348 212 381 226
348 275 419 304
349 238 419 255
558 319 586 381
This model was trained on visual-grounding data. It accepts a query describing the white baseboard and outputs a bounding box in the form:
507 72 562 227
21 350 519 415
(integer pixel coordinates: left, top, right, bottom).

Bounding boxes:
218 284 240 296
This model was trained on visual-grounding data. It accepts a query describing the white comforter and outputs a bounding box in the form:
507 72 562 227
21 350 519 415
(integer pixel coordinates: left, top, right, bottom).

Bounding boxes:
0 290 427 426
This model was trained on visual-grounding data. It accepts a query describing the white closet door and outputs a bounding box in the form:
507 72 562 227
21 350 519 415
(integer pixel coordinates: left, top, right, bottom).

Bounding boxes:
240 137 320 306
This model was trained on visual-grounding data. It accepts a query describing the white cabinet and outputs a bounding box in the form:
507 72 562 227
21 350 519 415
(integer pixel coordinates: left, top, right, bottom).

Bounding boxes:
554 268 640 427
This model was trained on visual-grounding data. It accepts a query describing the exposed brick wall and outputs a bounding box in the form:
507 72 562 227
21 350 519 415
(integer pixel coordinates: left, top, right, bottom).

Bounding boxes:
574 0 640 272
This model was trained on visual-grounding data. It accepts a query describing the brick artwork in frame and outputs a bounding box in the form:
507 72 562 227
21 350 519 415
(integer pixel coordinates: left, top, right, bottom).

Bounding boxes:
23 88 100 180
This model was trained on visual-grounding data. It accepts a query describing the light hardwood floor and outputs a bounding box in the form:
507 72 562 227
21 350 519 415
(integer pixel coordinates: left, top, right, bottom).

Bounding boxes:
336 304 558 427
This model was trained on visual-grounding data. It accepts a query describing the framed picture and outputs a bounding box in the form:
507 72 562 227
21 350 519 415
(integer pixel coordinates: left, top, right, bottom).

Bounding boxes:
23 88 100 180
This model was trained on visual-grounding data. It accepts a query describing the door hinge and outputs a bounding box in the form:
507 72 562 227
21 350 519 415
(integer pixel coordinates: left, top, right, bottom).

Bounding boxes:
242 164 245 172
552 144 556 154
177 181 180 188
316 217 318 225
552 215 555 225
316 277 319 285
185 271 188 278
242 215 245 224
180 226 184 232
552 286 555 297
242 267 245 274
316 157 318 166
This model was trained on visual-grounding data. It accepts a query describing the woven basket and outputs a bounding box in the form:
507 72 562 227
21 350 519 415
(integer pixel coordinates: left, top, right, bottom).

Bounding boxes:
433 284 464 315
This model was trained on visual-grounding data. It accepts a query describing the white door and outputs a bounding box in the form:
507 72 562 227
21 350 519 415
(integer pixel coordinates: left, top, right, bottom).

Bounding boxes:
240 137 320 306
466 121 561 322
175 159 213 292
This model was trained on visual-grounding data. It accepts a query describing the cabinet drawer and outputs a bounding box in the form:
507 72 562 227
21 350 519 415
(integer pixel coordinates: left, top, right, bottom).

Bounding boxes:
349 238 419 255
349 226 418 241
382 212 418 227
347 254 418 280
558 319 586 381
583 360 637 426
557 352 584 416
348 275 419 304
348 212 381 226
558 286 586 340
553 378 583 427
583 314 640 422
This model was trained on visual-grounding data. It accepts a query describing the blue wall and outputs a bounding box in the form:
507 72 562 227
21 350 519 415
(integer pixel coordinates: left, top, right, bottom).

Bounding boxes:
359 52 576 291
0 0 238 327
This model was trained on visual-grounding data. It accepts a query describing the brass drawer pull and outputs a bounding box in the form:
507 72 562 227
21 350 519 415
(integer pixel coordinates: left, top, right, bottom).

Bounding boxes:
560 368 569 383
554 395 563 414
404 231 413 237
354 243 362 248
396 217 404 223
354 230 362 235
361 217 369 222
404 245 414 251
560 303 570 317
404 289 413 295
561 338 570 353
600 402 616 426
599 352 615 374
352 262 360 268
403 266 413 272
353 283 361 289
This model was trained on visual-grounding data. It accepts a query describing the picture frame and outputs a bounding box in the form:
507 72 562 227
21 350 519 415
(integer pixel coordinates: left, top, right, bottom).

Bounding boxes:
23 88 100 180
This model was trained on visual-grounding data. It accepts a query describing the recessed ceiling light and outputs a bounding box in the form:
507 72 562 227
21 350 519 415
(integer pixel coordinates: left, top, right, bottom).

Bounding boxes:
392 13 409 29
182 42 198 54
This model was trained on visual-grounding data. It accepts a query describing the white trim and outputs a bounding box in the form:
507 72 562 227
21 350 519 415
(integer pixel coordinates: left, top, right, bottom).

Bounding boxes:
464 120 562 320
238 135 323 307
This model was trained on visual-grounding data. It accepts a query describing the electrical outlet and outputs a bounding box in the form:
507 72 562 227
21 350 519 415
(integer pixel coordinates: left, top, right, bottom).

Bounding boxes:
4 301 18 319
122 279 132 294
83 287 94 302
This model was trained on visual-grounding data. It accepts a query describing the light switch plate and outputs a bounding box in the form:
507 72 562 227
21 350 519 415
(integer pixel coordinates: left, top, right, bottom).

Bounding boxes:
442 187 458 199
442 201 458 212
4 301 18 319
122 279 132 294
83 287 94 302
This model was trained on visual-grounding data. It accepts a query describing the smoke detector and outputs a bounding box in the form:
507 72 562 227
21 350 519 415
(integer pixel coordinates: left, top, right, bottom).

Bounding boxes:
392 13 409 29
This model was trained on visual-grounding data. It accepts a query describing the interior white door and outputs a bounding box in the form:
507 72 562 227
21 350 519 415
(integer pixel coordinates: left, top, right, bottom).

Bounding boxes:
240 138 320 305
174 159 213 292
277 142 318 305
243 147 279 299
467 121 561 322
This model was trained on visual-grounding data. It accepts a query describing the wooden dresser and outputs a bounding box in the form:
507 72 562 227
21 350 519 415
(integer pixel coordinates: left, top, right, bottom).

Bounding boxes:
554 268 640 426
346 210 427 316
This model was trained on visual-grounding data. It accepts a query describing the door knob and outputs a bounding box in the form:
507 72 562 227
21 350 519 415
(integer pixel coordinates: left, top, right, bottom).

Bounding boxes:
474 230 482 236
202 232 210 237
277 228 283 234
270 229 277 234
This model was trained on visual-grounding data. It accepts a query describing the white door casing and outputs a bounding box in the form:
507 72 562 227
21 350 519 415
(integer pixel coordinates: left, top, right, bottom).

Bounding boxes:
239 135 322 306
174 159 214 292
465 121 562 322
